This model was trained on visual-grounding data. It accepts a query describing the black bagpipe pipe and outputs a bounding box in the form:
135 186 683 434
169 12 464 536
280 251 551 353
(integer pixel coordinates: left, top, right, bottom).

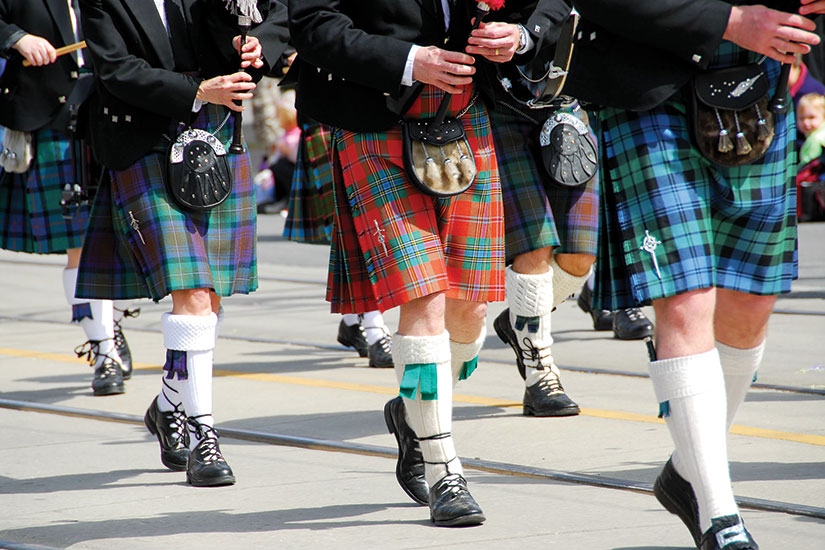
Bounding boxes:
223 0 263 154
766 0 807 114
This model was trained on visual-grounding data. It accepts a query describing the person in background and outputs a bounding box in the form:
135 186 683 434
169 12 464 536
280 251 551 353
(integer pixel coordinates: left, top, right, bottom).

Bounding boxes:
0 0 135 396
283 117 395 368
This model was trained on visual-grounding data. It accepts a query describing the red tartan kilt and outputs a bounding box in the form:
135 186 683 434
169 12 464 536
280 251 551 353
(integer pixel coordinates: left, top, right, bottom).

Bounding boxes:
327 84 505 313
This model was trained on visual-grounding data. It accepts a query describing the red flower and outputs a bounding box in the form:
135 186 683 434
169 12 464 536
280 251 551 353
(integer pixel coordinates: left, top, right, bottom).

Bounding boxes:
476 0 505 11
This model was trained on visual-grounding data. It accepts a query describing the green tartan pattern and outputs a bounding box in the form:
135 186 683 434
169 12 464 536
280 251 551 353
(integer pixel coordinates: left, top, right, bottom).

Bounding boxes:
0 129 91 254
593 44 797 310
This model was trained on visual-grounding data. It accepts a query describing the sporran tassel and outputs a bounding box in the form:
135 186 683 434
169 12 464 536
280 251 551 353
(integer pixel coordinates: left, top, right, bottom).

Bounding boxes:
754 104 771 141
717 129 734 153
733 112 751 155
714 109 733 153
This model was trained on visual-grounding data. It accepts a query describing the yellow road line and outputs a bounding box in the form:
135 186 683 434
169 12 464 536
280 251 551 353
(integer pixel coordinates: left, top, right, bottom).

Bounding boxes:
4 346 825 447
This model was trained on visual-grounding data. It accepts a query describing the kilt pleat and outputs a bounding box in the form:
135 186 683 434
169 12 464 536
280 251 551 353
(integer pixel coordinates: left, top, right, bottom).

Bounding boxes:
491 105 599 263
283 122 335 244
327 85 505 313
76 105 258 302
594 43 798 311
0 129 90 254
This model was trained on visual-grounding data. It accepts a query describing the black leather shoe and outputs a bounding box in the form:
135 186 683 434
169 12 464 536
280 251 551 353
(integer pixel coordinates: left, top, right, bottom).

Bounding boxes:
654 458 700 546
144 397 189 471
493 308 528 380
383 397 428 505
113 309 139 380
92 356 125 396
429 474 485 527
699 514 758 550
612 307 654 340
337 319 369 357
577 284 614 330
523 373 580 417
368 335 394 368
186 423 236 487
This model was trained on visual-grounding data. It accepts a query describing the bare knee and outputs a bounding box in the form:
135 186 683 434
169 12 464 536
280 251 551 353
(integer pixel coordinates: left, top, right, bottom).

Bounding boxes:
554 253 596 277
653 288 716 359
445 299 487 343
171 288 214 316
398 293 446 336
511 248 553 275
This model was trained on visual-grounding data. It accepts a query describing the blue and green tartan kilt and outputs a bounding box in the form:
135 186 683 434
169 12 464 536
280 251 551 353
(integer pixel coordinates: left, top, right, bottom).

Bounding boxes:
0 128 90 254
283 122 334 244
75 105 258 302
490 104 599 264
593 42 798 311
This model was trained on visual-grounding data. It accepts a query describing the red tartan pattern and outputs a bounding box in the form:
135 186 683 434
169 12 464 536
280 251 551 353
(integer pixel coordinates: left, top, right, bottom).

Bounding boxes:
326 85 505 313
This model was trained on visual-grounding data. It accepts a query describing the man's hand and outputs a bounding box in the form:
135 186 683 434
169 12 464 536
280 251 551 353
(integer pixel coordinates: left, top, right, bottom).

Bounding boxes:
466 22 520 63
724 5 819 63
233 35 264 69
413 46 475 94
800 0 825 16
13 34 57 67
196 72 256 111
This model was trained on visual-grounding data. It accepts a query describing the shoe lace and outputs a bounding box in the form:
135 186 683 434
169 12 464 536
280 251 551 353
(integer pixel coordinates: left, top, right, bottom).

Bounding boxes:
624 308 646 322
519 336 553 369
113 308 140 347
97 355 121 378
168 405 187 445
376 334 392 353
534 369 564 395
75 339 121 371
437 473 466 496
187 418 222 463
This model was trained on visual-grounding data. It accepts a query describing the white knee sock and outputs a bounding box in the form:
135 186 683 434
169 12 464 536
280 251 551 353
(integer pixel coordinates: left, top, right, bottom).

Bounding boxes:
549 255 591 308
505 267 560 387
650 349 738 532
63 268 119 362
361 310 388 346
161 312 217 449
718 340 764 428
342 313 360 326
450 326 486 386
392 332 462 487
671 340 765 482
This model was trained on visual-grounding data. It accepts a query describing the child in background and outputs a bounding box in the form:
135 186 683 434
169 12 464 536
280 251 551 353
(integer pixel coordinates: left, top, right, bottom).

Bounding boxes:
797 93 825 166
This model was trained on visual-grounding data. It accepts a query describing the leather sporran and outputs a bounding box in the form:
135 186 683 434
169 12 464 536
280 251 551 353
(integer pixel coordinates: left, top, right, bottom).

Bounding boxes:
402 116 476 197
538 110 598 187
166 127 233 211
689 63 774 167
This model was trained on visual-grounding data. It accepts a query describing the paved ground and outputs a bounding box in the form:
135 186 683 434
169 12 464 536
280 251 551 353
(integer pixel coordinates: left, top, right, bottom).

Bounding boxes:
0 216 822 549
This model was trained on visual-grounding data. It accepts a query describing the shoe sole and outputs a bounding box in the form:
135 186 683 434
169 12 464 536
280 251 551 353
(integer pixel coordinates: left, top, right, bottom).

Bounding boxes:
492 312 526 381
187 473 236 487
369 358 394 368
337 334 368 358
523 404 581 417
93 384 125 396
383 401 428 506
143 411 188 471
653 474 701 546
431 512 486 527
613 330 654 341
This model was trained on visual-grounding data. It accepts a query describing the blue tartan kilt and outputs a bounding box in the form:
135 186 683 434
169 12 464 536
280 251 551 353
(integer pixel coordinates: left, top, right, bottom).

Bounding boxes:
76 105 258 302
283 122 334 244
0 129 91 254
593 42 798 311
490 104 599 264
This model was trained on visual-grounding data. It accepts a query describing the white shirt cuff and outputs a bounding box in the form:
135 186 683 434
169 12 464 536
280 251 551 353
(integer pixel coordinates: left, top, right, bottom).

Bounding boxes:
192 98 204 113
516 25 535 55
402 44 420 87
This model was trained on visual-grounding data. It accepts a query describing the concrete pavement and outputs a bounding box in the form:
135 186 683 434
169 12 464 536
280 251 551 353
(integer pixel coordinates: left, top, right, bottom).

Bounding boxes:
0 217 823 549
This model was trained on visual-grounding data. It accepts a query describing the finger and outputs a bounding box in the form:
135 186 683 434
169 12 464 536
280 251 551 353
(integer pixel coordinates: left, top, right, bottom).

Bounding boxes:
442 60 475 76
767 46 796 64
771 36 812 55
777 12 817 31
439 73 474 86
440 50 475 66
232 92 254 102
777 25 820 46
228 71 254 82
